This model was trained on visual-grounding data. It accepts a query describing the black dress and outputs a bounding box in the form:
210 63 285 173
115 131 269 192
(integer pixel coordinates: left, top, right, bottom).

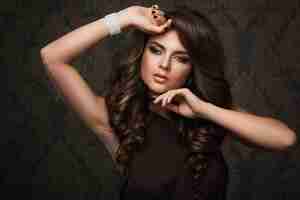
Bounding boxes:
120 111 228 200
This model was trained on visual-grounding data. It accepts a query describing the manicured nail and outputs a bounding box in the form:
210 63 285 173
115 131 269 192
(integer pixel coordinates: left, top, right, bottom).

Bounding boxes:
152 5 159 9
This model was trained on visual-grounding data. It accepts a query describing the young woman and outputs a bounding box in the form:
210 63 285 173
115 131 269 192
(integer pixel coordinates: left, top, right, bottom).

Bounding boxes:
40 4 297 200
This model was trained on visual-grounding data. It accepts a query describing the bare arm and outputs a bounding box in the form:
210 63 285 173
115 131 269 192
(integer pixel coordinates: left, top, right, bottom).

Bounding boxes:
40 5 171 64
40 9 132 156
153 88 297 151
40 11 131 64
40 5 172 157
200 103 297 151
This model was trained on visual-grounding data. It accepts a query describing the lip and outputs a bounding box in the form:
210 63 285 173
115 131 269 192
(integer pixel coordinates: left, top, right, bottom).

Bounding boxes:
153 74 168 83
153 73 168 80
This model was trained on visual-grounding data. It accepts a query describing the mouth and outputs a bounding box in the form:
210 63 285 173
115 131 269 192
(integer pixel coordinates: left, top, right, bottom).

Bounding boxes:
153 73 168 83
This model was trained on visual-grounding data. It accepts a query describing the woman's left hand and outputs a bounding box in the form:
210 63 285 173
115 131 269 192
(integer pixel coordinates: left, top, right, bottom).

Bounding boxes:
153 88 209 119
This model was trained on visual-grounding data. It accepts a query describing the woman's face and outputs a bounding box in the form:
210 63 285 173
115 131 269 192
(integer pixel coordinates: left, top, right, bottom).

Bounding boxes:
140 30 192 98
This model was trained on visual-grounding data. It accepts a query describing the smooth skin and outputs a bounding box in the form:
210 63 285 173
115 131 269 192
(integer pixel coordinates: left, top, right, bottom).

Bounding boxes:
40 5 297 160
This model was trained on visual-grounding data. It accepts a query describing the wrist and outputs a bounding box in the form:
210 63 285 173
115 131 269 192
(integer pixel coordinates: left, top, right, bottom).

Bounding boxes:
102 9 131 36
195 101 215 121
117 8 132 31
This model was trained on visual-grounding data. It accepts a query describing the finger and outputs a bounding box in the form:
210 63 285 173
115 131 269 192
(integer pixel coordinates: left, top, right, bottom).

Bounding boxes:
161 19 172 31
151 4 159 9
165 92 172 104
163 95 169 107
150 7 159 16
153 97 159 104
157 94 166 106
167 92 176 104
155 93 167 105
152 9 165 17
150 19 171 33
163 18 172 26
151 9 169 25
153 95 162 104
152 13 164 24
165 103 179 113
166 95 171 104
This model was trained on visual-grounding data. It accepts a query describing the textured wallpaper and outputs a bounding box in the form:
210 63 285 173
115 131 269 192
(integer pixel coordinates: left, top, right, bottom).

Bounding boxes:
4 0 300 199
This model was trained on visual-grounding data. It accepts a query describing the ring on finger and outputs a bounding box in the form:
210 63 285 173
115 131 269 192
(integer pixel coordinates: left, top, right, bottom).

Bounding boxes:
151 10 165 19
151 7 164 15
151 4 159 9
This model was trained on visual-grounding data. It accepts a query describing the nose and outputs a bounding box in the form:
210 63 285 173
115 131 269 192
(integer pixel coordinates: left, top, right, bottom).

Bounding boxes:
159 54 171 70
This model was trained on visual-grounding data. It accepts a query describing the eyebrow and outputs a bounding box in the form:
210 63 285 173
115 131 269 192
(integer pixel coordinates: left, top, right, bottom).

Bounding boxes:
149 40 189 56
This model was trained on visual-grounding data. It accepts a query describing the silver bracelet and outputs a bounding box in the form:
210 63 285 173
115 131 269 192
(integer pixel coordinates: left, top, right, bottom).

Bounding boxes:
103 11 124 36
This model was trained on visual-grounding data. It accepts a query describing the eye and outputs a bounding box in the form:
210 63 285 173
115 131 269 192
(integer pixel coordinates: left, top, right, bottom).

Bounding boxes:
176 56 190 64
149 46 161 55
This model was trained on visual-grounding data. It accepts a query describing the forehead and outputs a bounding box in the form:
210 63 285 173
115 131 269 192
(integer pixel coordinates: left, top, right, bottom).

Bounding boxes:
148 30 187 53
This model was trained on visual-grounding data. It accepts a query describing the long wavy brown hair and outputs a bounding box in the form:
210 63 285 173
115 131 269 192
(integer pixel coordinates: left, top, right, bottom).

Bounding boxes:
104 5 233 200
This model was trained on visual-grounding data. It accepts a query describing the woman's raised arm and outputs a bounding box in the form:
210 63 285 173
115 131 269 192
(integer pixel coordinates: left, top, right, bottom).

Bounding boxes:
40 5 171 64
40 9 131 64
39 8 133 155
39 5 172 157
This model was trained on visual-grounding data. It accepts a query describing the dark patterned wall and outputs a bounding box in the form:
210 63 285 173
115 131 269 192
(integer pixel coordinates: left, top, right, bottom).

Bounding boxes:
3 0 300 199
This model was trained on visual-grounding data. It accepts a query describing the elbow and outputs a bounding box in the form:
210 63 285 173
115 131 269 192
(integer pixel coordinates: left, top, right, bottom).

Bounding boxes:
277 129 297 151
284 130 297 148
40 47 55 65
267 119 297 151
40 47 61 66
40 47 48 64
40 47 52 65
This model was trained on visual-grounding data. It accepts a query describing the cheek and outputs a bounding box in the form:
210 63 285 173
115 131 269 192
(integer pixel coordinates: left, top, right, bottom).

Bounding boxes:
170 67 192 87
140 58 148 82
140 53 156 81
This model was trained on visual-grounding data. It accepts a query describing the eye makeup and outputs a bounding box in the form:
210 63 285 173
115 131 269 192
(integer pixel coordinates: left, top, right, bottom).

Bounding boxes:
148 40 189 56
148 44 190 64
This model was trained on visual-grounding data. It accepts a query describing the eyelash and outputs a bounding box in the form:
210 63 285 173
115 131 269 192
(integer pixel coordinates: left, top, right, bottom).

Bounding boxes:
149 46 190 64
149 46 161 55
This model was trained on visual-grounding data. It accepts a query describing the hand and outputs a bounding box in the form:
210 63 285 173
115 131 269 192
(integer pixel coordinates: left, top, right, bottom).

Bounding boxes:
153 88 210 119
119 5 172 34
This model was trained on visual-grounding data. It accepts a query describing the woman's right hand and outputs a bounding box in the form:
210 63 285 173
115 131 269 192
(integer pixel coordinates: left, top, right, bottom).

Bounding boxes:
119 5 172 35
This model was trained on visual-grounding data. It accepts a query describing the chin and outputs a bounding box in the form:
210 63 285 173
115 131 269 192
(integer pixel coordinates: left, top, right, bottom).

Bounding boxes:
146 82 169 96
148 85 171 95
149 86 166 95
